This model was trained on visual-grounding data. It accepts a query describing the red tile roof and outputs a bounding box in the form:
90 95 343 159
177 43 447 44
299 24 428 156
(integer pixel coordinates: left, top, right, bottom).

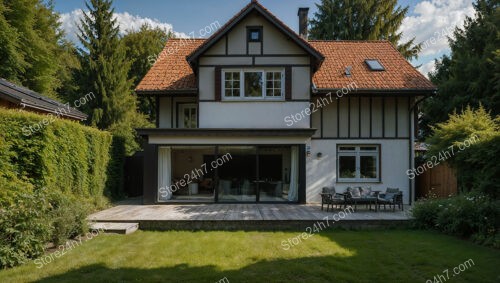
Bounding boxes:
309 40 436 91
136 38 205 93
136 39 435 94
136 0 435 94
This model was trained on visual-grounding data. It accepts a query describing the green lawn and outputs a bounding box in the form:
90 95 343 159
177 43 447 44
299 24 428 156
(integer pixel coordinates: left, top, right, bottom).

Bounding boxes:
1 230 498 283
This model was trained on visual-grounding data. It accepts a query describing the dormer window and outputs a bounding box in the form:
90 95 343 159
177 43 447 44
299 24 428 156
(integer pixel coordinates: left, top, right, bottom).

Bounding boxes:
247 27 262 42
365 59 385 71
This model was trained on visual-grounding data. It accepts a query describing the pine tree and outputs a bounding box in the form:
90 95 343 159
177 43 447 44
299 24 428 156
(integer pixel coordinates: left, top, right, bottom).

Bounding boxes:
121 24 171 123
422 0 499 136
77 0 149 154
309 0 421 60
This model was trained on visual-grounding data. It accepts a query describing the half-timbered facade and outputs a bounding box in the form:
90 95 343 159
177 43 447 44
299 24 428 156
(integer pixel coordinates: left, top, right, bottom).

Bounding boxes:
136 0 436 205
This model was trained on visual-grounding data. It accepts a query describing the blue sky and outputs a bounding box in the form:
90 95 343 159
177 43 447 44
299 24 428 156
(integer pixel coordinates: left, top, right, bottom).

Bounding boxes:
54 0 476 76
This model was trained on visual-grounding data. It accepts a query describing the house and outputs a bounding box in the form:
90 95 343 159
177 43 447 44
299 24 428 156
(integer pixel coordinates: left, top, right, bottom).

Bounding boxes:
0 78 87 121
135 0 436 205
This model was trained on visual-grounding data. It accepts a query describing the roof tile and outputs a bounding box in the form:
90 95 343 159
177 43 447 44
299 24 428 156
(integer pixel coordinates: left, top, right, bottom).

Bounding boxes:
136 39 435 93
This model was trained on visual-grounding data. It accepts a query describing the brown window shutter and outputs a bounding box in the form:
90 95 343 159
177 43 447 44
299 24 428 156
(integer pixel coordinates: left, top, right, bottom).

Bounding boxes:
214 67 221 101
285 67 292 100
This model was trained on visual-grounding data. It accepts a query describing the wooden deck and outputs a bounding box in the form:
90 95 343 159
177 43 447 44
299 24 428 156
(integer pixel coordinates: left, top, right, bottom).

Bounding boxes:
89 203 412 231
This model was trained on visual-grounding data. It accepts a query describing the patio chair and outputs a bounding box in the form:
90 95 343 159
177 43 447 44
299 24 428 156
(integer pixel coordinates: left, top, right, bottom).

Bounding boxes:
320 187 345 212
377 188 403 211
345 187 379 211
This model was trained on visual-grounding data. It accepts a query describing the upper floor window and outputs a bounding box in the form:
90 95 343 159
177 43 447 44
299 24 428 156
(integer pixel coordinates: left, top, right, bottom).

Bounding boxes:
337 145 380 182
247 27 262 42
222 69 284 100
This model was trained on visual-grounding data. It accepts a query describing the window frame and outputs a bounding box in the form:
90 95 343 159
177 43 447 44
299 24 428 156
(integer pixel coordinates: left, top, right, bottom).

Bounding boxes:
247 26 263 43
337 145 381 183
221 68 285 101
177 103 197 129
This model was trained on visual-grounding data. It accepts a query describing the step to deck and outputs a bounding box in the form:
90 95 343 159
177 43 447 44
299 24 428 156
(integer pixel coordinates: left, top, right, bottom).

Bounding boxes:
89 222 139 235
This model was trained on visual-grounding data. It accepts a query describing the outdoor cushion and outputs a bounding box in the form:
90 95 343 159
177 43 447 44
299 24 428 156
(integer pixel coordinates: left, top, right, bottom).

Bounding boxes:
350 187 361 198
360 187 372 197
382 193 396 201
386 188 400 194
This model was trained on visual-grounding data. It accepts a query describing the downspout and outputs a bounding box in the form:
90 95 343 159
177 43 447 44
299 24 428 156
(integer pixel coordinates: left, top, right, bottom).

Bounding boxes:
408 91 437 205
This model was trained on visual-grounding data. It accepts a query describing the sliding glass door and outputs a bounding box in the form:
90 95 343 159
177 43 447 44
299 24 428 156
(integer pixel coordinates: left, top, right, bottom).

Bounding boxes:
158 145 300 203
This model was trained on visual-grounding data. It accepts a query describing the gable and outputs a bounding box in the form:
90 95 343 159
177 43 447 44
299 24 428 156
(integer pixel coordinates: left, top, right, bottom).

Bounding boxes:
204 11 307 56
187 0 324 70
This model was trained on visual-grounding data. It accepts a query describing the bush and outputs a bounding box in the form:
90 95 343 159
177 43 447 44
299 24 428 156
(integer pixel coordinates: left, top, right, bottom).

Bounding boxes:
426 106 500 198
412 193 500 248
0 108 122 204
0 189 52 268
48 193 90 246
0 108 125 268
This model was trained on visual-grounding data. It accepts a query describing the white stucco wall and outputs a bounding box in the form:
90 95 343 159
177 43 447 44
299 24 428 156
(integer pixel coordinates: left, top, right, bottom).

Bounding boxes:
199 101 311 128
306 139 411 204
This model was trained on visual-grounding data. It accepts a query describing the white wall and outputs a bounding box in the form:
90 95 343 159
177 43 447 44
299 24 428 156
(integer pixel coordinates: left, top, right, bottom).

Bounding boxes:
199 101 311 128
158 97 196 128
306 139 411 204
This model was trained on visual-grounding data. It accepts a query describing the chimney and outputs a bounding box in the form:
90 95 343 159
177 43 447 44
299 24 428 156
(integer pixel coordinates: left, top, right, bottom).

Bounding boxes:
298 7 309 39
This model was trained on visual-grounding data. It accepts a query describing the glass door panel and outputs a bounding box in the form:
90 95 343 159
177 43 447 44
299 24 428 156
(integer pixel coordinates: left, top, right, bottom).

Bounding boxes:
258 146 292 202
216 146 257 202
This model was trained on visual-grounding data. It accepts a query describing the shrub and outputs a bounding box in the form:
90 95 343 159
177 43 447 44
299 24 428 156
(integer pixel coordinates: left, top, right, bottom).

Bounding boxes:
426 106 500 198
412 193 500 248
0 108 125 268
48 193 90 246
0 108 120 204
0 189 52 268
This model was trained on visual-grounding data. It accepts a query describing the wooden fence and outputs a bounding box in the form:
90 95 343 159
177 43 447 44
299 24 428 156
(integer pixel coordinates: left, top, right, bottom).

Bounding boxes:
416 162 458 199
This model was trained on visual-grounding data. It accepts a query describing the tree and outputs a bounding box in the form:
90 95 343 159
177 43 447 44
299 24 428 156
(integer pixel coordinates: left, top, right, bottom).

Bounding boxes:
122 24 171 123
77 0 149 154
422 0 500 136
426 106 500 198
55 40 81 103
309 0 421 60
0 0 65 99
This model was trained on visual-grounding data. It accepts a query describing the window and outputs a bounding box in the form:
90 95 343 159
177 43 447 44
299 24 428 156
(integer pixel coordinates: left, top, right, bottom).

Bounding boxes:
365 59 385 71
248 27 262 42
224 72 240 97
222 69 284 100
178 104 197 128
337 145 380 182
244 72 263 97
266 71 282 97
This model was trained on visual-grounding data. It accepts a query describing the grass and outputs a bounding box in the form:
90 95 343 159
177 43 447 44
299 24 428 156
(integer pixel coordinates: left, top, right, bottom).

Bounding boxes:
0 230 499 282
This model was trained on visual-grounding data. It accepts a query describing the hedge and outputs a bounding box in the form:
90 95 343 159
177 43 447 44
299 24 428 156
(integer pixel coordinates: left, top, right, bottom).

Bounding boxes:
0 108 124 268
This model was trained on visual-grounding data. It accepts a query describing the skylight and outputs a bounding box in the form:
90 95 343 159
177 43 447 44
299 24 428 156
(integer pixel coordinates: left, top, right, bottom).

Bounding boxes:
365 59 385 71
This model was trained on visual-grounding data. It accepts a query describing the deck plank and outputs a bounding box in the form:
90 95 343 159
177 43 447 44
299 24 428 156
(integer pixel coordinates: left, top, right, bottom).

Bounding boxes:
88 203 411 223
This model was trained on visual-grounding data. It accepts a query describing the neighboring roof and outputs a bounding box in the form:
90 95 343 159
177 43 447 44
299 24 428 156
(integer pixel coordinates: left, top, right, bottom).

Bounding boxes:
0 78 88 121
136 39 205 95
310 40 436 93
186 0 324 71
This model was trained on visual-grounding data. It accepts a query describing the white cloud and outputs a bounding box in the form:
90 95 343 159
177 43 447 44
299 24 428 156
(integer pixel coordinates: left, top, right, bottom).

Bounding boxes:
59 9 187 44
418 61 437 78
399 0 475 77
400 0 475 57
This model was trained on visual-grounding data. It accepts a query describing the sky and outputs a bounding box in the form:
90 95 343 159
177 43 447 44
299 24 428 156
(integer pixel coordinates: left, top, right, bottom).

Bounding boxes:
54 0 476 77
